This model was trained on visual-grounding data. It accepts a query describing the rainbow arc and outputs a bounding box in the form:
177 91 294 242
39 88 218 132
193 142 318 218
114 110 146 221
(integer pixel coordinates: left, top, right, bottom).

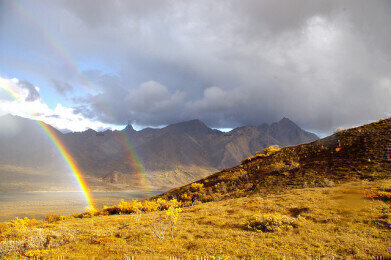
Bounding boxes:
3 0 153 200
0 82 95 209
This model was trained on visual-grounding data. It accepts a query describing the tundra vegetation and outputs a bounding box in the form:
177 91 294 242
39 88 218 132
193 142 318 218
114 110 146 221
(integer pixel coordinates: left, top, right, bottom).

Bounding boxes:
0 179 389 258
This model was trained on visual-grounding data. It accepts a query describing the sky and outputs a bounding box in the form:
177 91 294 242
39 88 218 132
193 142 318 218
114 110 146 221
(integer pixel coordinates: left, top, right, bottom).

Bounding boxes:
0 0 390 136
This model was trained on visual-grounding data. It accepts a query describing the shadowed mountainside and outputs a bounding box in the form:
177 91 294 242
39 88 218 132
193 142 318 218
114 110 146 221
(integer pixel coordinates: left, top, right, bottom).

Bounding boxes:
0 114 318 190
155 118 390 202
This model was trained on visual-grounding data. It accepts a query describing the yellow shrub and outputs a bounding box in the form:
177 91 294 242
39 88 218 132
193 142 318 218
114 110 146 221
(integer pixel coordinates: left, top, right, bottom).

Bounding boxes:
190 183 204 192
0 223 9 234
260 145 280 156
45 214 67 223
7 217 39 230
168 198 180 208
117 199 142 213
141 200 159 212
246 213 299 232
156 198 170 210
180 193 191 201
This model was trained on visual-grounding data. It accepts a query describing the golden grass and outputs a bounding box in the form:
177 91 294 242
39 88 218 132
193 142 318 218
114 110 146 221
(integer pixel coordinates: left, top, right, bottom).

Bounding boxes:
1 179 390 259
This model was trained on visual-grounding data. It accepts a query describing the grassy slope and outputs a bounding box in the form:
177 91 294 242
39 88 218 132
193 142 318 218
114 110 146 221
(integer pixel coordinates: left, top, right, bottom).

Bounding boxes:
1 179 389 258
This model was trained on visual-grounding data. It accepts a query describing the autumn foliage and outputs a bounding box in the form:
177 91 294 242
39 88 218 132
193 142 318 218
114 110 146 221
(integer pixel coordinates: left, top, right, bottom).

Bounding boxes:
101 198 180 215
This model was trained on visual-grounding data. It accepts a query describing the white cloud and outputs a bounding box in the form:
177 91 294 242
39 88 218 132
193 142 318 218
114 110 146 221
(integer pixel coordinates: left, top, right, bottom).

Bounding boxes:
0 76 113 132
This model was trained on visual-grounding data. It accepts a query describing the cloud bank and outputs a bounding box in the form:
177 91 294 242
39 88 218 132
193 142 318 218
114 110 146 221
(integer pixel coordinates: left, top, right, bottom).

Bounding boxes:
0 76 113 132
0 0 390 134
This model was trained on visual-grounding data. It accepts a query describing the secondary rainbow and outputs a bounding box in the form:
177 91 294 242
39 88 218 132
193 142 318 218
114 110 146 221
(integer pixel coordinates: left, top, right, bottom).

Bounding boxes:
0 82 95 209
7 0 94 91
96 102 154 195
118 130 153 195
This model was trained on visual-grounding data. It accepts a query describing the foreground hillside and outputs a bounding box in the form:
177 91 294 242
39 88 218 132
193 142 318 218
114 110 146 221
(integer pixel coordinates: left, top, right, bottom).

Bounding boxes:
0 180 389 258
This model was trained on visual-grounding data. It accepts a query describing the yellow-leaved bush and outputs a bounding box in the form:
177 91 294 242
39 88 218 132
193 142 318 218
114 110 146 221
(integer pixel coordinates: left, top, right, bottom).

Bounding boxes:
7 217 39 230
246 213 300 232
100 198 179 216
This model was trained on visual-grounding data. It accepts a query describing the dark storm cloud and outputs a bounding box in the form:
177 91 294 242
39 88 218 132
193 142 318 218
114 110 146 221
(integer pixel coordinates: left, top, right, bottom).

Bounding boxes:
2 0 391 134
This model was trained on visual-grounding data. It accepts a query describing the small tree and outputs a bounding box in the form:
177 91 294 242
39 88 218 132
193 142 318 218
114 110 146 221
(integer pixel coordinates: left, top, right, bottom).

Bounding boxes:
151 213 167 241
150 199 182 240
130 200 143 223
165 205 182 238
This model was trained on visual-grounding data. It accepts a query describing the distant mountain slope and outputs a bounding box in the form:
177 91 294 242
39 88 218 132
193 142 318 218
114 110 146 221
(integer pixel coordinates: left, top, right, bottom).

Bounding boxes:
0 114 62 168
209 118 319 168
0 114 318 190
156 118 390 202
61 117 318 186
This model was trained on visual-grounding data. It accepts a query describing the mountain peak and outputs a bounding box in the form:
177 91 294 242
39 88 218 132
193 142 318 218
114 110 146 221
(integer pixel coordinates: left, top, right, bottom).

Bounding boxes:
169 119 208 129
164 119 212 135
275 117 300 129
124 124 135 132
82 129 97 135
278 117 294 124
184 119 207 127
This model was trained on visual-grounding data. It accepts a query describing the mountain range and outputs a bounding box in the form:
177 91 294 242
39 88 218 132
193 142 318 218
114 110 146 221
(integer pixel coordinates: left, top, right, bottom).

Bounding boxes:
0 114 318 191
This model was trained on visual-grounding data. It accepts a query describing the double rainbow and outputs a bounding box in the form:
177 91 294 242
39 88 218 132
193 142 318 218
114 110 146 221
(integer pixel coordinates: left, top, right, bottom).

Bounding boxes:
0 81 95 209
3 0 153 202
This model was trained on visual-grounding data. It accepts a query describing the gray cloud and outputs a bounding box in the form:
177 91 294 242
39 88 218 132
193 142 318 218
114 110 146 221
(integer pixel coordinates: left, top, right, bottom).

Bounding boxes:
19 80 40 102
52 80 74 96
125 81 186 125
1 0 391 135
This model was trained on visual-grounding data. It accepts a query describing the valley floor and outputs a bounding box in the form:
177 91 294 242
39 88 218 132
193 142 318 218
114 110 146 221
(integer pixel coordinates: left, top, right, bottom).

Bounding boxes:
1 179 390 259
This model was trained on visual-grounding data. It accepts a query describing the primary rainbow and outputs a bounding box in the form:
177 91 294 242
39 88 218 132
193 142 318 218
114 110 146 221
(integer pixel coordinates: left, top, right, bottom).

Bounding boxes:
0 82 95 209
